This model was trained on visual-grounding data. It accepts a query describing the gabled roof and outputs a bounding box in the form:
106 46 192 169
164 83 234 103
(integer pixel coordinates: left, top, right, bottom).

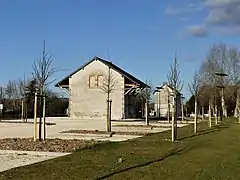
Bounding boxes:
55 56 149 88
154 83 182 95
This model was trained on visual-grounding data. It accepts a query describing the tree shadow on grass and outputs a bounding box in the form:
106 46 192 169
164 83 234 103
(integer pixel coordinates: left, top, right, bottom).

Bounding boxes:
178 124 229 141
95 144 200 180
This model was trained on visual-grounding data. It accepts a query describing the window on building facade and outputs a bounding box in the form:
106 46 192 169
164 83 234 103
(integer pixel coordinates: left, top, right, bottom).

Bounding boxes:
97 75 104 87
89 75 97 88
89 74 104 88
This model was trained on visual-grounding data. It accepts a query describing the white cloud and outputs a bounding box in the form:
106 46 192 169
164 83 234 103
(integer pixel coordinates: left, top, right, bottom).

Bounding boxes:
147 26 161 31
180 17 189 21
185 25 209 37
164 3 202 15
204 0 239 7
185 0 240 37
205 1 240 26
219 26 240 35
164 7 181 15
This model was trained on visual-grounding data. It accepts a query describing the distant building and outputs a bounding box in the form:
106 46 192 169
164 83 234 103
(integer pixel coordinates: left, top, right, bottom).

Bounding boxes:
154 83 182 118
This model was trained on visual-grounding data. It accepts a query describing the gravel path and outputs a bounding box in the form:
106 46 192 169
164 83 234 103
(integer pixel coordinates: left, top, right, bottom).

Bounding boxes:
0 150 70 173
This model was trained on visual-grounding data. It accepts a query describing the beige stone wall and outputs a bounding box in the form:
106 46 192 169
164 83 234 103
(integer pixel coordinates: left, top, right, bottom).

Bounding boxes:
155 85 181 117
69 60 124 120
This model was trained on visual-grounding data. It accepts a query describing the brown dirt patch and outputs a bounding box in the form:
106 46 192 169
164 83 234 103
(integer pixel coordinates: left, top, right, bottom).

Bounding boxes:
0 138 103 153
0 121 56 126
113 124 172 128
60 129 148 136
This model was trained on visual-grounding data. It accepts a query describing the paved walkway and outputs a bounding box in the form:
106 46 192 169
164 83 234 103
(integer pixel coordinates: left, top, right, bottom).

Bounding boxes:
0 150 69 173
0 117 188 142
0 118 189 173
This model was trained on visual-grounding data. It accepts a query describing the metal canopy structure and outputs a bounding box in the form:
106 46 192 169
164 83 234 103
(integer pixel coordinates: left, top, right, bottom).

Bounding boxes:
124 86 143 96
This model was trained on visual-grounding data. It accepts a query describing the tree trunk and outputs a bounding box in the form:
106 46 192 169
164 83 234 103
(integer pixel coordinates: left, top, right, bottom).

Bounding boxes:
171 96 176 142
174 98 177 140
202 106 204 121
194 99 197 133
186 106 188 120
39 88 43 141
235 91 240 118
167 95 170 123
181 101 184 121
209 102 211 128
21 100 24 122
43 97 46 140
25 102 28 122
239 108 240 124
234 106 238 117
221 88 227 118
109 100 112 131
215 105 218 125
145 102 149 126
106 100 111 132
33 93 37 142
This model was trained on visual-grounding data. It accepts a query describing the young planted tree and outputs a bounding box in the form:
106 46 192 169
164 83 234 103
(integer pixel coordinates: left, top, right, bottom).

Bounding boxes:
167 54 183 142
188 70 200 133
140 80 152 126
99 63 118 132
32 40 56 140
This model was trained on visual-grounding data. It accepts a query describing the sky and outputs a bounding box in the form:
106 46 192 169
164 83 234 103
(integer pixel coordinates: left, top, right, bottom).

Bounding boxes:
0 0 239 99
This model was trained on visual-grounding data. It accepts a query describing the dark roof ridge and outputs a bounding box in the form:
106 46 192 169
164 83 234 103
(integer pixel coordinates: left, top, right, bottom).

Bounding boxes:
55 56 148 88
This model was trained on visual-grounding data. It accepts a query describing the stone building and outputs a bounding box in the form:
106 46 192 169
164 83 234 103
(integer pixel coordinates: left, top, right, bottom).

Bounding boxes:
154 83 182 118
55 56 148 120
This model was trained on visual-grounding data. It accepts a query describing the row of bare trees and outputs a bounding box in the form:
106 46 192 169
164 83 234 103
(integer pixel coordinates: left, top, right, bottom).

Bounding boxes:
0 77 36 119
187 43 240 134
0 41 59 124
163 43 240 142
102 43 240 141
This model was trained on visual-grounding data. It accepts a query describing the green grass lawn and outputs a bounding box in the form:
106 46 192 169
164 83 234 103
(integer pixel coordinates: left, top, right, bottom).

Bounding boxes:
1 119 240 180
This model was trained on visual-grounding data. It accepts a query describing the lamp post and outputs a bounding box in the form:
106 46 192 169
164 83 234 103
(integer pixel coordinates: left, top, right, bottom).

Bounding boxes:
215 72 228 122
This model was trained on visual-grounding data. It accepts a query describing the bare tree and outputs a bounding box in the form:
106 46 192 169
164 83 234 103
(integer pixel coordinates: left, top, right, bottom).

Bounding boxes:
167 54 183 142
188 70 200 133
32 41 56 90
199 45 224 124
99 64 118 132
32 40 56 140
17 76 28 122
5 80 20 113
0 86 5 100
237 88 240 123
140 80 152 126
227 48 240 117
